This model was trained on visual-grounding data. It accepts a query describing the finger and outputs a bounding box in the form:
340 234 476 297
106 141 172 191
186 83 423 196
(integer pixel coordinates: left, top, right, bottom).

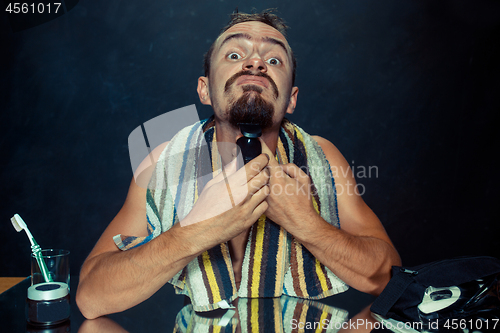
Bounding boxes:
247 167 270 195
259 139 279 167
248 184 270 219
258 139 288 184
252 200 269 222
233 153 269 185
225 154 268 205
280 163 310 185
250 182 270 203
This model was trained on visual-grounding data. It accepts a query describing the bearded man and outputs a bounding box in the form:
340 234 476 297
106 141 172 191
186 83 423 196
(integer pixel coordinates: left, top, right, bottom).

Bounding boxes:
76 10 401 319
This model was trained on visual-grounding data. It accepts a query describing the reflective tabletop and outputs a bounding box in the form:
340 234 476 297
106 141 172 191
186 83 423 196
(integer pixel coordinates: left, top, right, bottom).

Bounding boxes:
0 276 379 332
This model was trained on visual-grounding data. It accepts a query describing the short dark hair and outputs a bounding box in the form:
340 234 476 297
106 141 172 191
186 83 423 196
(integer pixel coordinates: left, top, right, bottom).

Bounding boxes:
203 9 297 85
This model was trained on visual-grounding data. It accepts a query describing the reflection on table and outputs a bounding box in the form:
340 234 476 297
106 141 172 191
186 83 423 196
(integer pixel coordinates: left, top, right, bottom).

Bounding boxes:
0 276 380 332
80 294 380 333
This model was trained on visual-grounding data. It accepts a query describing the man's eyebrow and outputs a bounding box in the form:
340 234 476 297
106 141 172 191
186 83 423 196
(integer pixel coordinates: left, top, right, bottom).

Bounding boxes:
219 33 289 56
262 36 289 56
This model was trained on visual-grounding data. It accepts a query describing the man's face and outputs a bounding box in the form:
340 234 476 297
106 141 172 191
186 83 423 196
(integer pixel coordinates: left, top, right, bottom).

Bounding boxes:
198 21 298 131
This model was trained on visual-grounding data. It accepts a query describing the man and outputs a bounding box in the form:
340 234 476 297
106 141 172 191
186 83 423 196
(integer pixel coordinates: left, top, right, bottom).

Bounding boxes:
76 10 401 319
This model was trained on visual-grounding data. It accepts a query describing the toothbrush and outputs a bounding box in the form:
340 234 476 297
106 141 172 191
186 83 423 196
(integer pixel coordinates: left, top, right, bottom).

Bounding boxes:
11 214 53 283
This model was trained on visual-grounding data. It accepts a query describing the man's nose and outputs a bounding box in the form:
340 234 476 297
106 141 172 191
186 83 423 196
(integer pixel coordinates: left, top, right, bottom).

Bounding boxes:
243 56 267 73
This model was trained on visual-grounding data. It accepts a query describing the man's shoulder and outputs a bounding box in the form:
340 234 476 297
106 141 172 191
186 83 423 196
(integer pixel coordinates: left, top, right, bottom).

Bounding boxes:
133 141 170 188
310 135 348 169
310 135 336 154
310 135 330 146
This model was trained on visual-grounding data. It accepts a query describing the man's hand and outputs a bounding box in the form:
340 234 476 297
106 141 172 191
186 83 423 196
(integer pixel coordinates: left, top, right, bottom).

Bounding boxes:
77 151 270 319
260 139 317 236
180 152 271 243
259 136 401 295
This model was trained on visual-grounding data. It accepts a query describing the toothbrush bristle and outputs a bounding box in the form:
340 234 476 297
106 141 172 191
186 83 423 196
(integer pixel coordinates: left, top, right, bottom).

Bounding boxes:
10 214 25 232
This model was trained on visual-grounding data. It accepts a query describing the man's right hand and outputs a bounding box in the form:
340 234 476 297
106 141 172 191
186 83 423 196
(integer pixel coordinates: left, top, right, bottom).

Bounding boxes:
76 150 269 319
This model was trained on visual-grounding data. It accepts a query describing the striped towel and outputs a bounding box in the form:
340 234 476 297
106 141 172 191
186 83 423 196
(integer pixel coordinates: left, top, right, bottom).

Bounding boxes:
114 117 348 311
173 295 349 333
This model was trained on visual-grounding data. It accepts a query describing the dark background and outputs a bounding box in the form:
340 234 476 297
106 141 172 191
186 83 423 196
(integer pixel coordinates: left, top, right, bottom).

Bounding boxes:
1 0 499 278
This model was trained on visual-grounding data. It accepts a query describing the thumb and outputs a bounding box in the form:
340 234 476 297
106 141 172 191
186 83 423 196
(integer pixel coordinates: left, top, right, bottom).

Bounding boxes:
259 138 279 167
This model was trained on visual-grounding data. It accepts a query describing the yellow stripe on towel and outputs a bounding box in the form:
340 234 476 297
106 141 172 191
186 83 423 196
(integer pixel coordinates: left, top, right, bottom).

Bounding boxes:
273 298 282 332
298 302 309 333
201 251 222 304
311 195 328 293
274 227 286 295
295 240 309 298
316 309 329 333
276 139 288 164
315 258 329 294
250 298 260 333
250 215 266 297
312 195 319 215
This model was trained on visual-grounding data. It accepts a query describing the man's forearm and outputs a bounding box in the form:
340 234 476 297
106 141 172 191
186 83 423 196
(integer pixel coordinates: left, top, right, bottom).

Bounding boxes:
77 155 271 319
295 215 400 295
76 224 210 319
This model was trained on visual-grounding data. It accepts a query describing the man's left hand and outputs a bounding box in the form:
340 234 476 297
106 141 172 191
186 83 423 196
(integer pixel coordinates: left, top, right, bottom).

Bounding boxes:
260 139 319 235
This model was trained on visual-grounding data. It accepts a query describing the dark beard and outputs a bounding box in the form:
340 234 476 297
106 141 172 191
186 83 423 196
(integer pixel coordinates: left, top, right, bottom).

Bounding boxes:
228 86 275 129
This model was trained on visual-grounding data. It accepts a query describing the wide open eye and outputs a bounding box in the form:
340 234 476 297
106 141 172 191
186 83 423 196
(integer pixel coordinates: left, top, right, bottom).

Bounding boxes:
266 57 281 65
227 52 242 60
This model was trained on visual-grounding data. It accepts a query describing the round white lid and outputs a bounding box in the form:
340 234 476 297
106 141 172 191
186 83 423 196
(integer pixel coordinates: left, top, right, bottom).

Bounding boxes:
27 282 69 301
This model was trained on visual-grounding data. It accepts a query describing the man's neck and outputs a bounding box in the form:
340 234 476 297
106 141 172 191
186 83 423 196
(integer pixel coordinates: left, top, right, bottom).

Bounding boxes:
213 120 280 158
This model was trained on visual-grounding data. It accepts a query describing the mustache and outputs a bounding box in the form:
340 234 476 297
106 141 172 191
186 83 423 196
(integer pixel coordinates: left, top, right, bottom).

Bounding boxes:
224 70 279 98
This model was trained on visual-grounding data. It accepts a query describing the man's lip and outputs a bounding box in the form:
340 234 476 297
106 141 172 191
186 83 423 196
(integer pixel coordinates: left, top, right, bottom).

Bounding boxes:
236 75 269 88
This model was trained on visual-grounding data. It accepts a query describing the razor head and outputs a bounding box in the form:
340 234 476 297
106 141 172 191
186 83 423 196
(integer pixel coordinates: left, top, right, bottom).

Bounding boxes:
237 124 262 165
238 123 262 138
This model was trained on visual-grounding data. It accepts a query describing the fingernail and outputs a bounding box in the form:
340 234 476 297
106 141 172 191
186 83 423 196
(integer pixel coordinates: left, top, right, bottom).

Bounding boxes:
264 153 270 161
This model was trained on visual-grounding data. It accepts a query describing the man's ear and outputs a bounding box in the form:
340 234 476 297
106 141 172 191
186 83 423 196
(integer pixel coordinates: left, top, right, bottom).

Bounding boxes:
197 76 212 105
286 86 299 114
